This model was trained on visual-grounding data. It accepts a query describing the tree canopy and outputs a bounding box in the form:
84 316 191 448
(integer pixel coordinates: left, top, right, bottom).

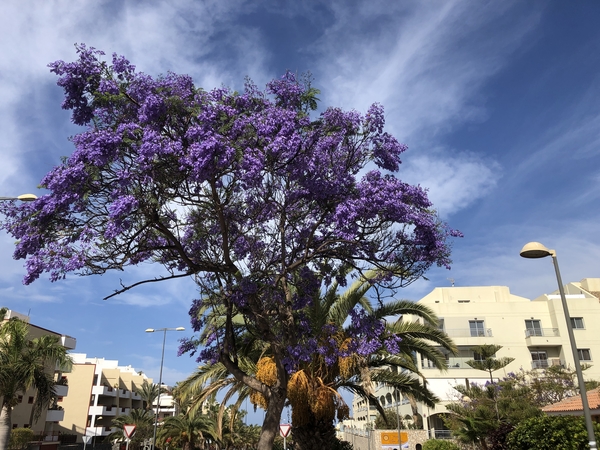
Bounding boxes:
0 44 460 449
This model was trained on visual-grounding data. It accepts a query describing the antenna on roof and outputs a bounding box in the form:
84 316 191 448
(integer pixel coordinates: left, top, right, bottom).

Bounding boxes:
447 278 455 287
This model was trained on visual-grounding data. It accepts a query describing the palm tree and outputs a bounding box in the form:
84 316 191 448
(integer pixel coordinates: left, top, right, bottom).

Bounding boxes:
285 274 457 450
158 412 217 450
179 270 457 450
109 409 154 449
0 309 73 450
137 380 162 411
177 356 259 443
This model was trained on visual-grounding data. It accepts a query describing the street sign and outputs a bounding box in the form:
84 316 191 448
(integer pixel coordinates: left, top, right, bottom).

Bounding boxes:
124 424 137 438
82 436 92 444
279 424 291 438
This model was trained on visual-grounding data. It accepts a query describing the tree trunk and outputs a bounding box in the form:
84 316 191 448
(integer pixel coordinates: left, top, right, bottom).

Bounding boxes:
0 405 13 450
255 387 287 450
292 419 337 450
407 395 423 429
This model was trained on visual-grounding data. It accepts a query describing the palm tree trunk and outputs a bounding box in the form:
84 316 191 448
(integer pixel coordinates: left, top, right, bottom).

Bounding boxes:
255 387 286 450
293 420 337 450
0 405 13 450
407 394 423 429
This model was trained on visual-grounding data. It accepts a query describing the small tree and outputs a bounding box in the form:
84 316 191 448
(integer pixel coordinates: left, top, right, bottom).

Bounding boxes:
374 409 404 430
444 377 541 450
466 345 515 383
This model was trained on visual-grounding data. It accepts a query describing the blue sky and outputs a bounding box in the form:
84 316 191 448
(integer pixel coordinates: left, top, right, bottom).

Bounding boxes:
1 0 599 423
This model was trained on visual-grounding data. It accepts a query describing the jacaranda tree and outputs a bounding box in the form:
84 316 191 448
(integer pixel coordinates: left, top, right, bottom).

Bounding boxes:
0 45 460 450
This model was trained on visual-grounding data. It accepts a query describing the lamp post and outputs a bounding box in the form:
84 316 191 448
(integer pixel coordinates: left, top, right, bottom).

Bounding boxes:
0 194 37 201
520 241 597 450
145 327 185 450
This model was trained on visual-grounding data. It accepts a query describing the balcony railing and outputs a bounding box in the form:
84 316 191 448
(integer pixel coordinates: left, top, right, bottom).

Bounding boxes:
433 430 453 440
423 356 489 369
54 384 69 397
443 328 493 338
31 432 60 442
531 358 563 369
525 328 559 338
46 409 65 422
92 385 117 397
87 426 117 437
89 405 117 416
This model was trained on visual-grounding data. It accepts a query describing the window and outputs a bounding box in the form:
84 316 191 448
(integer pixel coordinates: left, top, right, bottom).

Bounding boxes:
571 317 585 329
12 424 18 429
469 320 485 337
578 349 592 361
525 319 542 336
17 395 23 403
438 319 445 330
28 397 34 404
531 351 548 369
458 300 470 303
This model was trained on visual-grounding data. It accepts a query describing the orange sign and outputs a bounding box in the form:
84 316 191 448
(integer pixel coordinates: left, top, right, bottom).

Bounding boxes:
380 431 408 445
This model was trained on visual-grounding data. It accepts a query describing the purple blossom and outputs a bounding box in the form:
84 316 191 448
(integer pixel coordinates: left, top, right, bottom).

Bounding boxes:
0 45 460 373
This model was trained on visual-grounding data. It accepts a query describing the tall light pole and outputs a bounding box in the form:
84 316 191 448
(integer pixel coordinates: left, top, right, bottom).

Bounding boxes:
520 242 597 450
145 327 185 450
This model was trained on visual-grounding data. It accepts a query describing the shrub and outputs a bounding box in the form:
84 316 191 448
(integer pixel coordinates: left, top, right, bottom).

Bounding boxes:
8 428 35 450
422 439 460 450
506 415 600 450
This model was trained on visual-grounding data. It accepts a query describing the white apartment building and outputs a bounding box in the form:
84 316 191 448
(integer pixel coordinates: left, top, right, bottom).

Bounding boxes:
352 278 600 436
57 353 151 443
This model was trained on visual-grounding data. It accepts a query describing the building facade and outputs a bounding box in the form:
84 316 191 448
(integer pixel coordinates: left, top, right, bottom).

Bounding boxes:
57 353 152 443
351 278 600 436
1 309 77 445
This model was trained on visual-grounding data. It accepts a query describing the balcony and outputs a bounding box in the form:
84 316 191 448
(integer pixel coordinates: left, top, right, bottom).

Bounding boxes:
131 391 142 400
92 385 117 397
87 426 116 437
89 405 117 416
531 358 563 370
54 384 68 397
525 328 561 347
60 335 77 350
443 328 493 338
46 409 65 422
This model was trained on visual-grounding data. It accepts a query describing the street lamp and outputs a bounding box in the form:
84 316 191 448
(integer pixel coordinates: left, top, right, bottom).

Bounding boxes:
145 327 185 450
0 194 37 201
520 242 597 450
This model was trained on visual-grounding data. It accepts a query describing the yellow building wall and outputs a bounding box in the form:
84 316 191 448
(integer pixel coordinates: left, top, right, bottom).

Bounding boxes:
57 364 96 437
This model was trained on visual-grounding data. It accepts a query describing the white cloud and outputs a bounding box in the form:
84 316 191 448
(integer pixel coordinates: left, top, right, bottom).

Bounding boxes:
315 0 540 141
401 149 501 217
